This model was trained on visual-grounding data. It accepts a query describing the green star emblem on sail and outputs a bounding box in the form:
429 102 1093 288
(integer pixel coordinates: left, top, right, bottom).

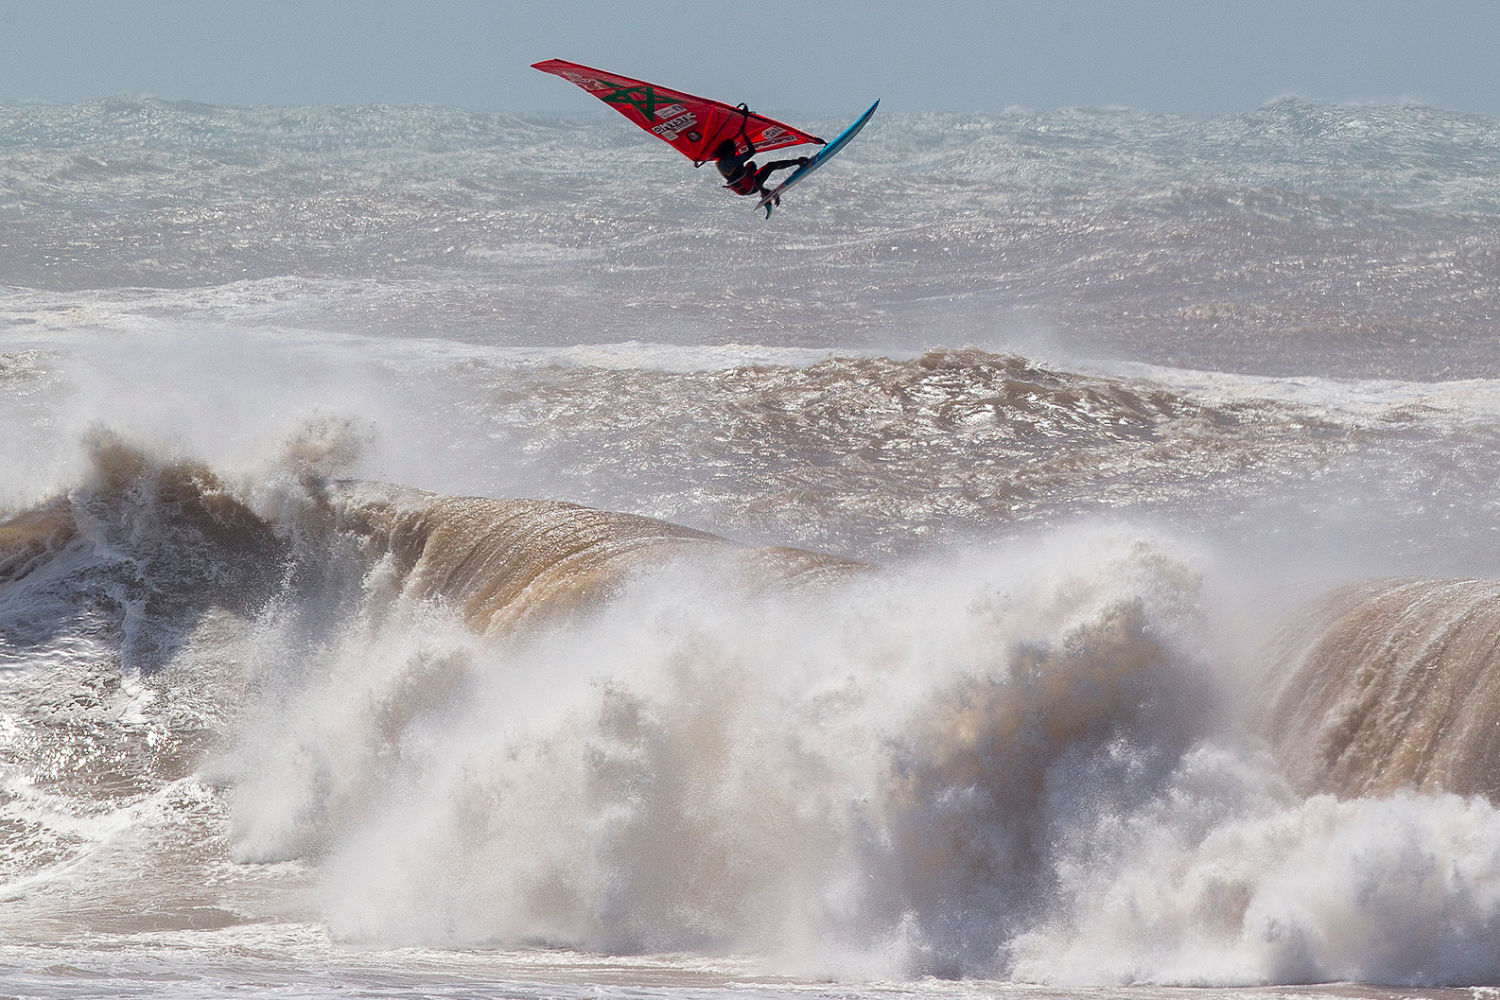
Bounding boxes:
600 83 660 119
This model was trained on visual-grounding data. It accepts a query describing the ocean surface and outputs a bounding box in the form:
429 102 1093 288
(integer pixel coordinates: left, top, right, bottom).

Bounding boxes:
2 95 1500 998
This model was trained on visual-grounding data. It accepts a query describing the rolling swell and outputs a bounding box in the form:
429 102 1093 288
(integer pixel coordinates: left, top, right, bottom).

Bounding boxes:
0 436 862 669
1260 577 1500 800
329 483 864 639
470 348 1357 557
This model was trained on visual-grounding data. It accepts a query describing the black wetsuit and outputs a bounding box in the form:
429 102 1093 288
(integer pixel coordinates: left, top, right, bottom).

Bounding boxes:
717 152 805 195
714 111 805 196
713 108 807 215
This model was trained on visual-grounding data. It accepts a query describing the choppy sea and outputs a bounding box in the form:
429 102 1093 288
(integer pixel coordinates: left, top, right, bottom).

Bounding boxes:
2 95 1500 998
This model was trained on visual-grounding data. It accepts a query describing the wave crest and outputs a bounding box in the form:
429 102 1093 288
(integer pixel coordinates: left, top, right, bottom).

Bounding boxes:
1262 578 1500 800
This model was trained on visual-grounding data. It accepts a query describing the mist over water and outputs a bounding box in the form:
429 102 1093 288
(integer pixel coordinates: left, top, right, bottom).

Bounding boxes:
4 96 1500 997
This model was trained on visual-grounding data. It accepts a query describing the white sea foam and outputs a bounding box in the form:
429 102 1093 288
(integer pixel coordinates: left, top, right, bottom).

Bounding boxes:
186 512 1500 986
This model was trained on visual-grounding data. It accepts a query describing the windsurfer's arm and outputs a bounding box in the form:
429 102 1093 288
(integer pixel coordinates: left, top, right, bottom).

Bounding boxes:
736 103 756 154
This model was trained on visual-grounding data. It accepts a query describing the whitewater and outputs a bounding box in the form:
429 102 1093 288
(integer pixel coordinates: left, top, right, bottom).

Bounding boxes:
3 95 1500 998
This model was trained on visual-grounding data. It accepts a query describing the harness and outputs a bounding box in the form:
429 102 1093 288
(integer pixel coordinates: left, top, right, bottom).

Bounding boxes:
722 167 759 195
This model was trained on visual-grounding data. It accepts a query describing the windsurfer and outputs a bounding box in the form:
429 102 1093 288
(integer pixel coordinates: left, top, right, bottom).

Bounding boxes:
714 105 808 206
534 62 827 215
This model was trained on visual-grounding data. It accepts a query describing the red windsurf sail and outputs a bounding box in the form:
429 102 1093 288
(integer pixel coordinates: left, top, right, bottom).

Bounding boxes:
532 59 824 166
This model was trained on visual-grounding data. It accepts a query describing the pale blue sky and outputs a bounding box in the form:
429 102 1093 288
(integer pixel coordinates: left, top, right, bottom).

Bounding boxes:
3 0 1498 116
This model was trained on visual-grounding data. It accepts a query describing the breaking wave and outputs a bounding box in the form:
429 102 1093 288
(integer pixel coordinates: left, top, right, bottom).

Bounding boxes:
5 434 1500 985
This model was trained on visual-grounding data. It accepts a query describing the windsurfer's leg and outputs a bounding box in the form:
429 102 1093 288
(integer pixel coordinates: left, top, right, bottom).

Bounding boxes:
752 159 806 185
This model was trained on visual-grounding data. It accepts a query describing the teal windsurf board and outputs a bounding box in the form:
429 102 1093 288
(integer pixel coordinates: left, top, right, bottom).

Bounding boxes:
757 99 878 216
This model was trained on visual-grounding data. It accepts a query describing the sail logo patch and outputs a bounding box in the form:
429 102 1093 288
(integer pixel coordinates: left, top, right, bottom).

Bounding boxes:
652 112 698 139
